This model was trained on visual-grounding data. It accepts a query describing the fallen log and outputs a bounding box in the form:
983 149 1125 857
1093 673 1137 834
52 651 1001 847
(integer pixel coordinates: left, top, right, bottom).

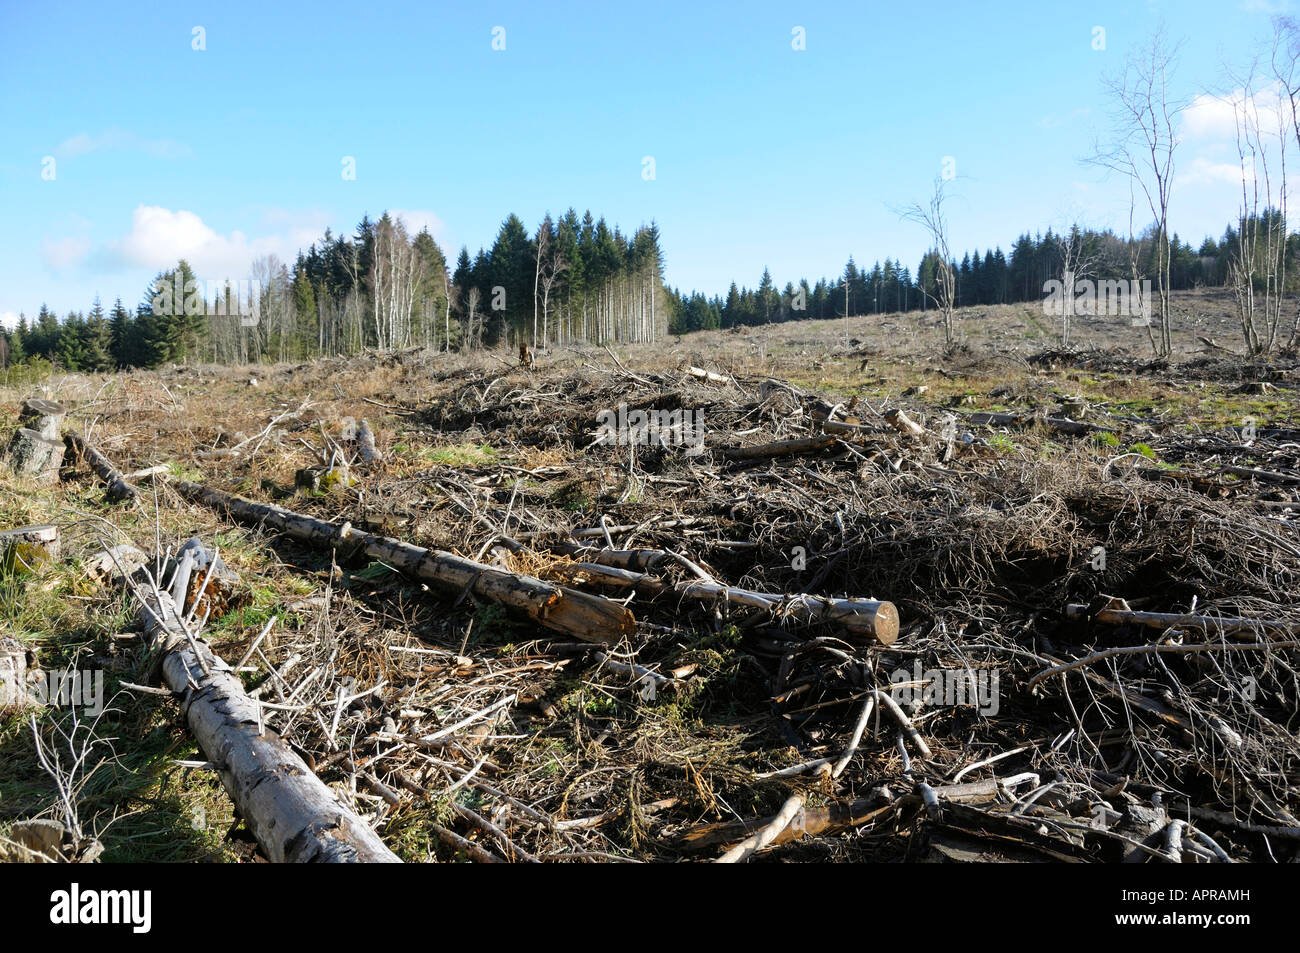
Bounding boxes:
124 553 400 862
5 428 64 483
685 366 731 385
559 547 899 645
0 524 60 577
19 398 66 440
1064 601 1300 639
64 431 138 502
722 434 839 461
172 481 635 644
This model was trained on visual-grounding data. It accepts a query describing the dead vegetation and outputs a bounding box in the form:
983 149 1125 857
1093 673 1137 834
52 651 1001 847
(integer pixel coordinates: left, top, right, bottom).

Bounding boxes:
3 316 1300 863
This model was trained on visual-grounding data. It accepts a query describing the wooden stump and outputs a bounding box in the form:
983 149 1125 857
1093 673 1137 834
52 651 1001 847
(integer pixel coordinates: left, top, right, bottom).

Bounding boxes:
295 464 354 494
341 418 382 469
5 429 65 483
19 398 66 440
0 636 36 711
171 537 245 619
0 524 60 577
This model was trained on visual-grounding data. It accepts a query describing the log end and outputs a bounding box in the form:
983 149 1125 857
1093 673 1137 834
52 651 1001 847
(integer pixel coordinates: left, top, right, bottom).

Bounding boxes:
871 601 900 646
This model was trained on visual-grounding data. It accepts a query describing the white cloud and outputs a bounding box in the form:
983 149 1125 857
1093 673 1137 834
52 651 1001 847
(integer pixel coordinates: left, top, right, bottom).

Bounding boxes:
0 312 21 330
1184 84 1290 141
54 129 193 160
104 206 298 279
100 205 436 282
42 235 93 270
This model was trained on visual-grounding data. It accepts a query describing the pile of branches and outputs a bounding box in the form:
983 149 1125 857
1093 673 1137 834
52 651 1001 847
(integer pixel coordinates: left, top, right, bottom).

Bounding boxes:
39 347 1300 862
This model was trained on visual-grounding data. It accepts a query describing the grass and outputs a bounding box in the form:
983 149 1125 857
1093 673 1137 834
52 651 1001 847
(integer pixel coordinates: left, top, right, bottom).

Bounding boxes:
422 442 497 466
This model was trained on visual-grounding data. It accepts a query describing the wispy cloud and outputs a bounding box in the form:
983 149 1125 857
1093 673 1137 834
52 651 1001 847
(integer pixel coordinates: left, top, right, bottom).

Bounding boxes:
54 129 193 160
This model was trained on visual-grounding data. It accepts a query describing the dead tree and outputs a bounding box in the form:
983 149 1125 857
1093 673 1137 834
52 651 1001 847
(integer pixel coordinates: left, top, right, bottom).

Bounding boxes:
903 178 958 347
124 549 400 863
1090 28 1184 357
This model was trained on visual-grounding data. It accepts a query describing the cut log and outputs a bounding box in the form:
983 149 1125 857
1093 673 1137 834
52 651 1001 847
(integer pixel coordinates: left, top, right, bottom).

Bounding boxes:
172 481 635 644
678 781 1002 851
0 524 60 577
685 366 731 385
295 464 355 494
883 408 927 438
352 419 382 468
63 431 138 501
125 561 400 862
19 398 66 440
723 434 838 461
5 429 65 483
558 546 899 646
1064 601 1300 639
86 544 149 586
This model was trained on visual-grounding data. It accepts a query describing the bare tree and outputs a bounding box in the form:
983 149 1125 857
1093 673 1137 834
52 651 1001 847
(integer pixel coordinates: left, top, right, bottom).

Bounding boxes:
903 178 958 347
1222 55 1290 354
1053 226 1100 347
1090 28 1184 357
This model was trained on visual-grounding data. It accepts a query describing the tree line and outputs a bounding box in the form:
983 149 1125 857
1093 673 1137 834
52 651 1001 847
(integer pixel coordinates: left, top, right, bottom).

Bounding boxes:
665 217 1289 336
1 209 668 370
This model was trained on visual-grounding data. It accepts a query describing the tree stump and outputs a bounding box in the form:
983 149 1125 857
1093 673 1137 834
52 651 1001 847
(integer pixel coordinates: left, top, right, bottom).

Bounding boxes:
5 429 65 482
170 537 246 620
0 636 36 711
0 524 61 577
18 398 66 440
295 464 355 494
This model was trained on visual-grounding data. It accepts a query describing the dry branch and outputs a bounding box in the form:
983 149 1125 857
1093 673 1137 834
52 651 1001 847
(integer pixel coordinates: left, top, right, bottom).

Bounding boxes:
1064 601 1300 638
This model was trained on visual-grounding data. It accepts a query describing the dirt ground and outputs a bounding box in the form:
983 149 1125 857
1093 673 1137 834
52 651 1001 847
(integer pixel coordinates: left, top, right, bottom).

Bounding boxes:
2 289 1299 863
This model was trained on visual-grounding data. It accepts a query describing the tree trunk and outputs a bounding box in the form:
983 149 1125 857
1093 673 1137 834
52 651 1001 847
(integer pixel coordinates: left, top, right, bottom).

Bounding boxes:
131 572 400 862
64 431 138 501
173 481 635 644
0 636 35 712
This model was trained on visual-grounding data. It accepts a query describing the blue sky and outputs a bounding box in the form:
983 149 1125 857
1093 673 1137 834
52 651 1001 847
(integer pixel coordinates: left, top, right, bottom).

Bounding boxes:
0 0 1288 323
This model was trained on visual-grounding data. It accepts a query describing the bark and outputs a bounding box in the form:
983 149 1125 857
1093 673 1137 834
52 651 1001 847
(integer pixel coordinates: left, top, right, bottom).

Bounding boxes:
173 481 635 644
64 431 138 501
132 576 400 862
723 434 838 461
883 408 927 438
5 428 64 483
559 546 899 645
0 636 35 711
1064 602 1300 638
